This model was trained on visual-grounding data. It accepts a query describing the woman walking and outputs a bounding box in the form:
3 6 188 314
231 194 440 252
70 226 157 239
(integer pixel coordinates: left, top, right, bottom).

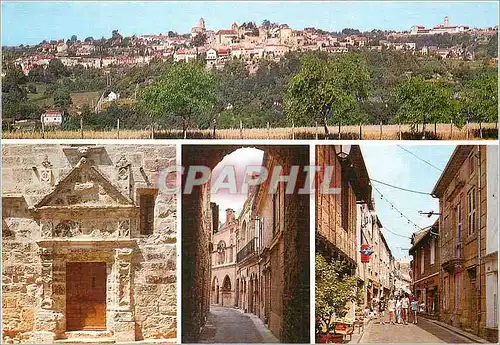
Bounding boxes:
395 296 402 324
402 293 410 325
411 297 419 324
388 295 396 325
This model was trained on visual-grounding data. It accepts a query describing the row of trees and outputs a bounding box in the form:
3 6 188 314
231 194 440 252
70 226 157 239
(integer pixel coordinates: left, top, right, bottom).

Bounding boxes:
4 49 497 132
136 51 497 135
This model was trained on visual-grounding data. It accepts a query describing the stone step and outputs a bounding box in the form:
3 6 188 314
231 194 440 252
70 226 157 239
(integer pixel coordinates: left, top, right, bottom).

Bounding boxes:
64 331 112 339
55 338 115 344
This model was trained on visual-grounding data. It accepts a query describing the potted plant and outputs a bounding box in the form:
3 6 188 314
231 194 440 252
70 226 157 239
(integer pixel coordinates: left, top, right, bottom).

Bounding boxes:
316 254 358 343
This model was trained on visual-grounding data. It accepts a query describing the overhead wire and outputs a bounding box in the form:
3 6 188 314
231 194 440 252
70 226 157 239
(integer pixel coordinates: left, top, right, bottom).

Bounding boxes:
370 178 431 195
396 145 444 172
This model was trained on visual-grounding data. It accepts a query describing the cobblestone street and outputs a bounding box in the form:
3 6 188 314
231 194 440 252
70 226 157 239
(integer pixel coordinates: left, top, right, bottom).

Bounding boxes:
198 306 279 343
360 317 474 343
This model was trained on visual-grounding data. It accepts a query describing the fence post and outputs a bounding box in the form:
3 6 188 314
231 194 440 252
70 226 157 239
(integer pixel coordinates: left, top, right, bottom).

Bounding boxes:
450 120 453 140
80 117 83 139
315 121 318 140
359 123 362 140
267 122 270 139
379 121 383 140
151 125 154 139
239 120 243 139
398 122 401 140
466 120 469 139
41 119 45 139
117 119 120 139
479 122 483 139
292 119 295 140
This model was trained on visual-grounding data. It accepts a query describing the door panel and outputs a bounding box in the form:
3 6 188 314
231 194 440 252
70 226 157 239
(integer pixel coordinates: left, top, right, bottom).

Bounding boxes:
66 262 107 331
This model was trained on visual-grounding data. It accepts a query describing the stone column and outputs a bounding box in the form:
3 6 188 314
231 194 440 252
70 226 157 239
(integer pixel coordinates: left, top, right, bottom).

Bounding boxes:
33 247 65 343
113 248 135 342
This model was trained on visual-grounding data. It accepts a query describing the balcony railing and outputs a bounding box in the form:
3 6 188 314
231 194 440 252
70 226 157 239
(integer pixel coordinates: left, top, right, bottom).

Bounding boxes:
237 238 257 262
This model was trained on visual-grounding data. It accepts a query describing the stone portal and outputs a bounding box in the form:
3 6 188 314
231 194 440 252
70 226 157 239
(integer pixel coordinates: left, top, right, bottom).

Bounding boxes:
66 262 107 331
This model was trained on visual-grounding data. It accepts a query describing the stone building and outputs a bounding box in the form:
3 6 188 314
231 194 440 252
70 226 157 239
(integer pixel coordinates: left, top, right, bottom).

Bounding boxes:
182 145 310 343
210 208 237 307
432 145 498 341
393 261 412 295
2 144 177 344
409 220 440 317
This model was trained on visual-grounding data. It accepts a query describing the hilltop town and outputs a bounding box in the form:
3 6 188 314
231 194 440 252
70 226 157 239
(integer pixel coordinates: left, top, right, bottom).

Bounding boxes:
4 16 498 75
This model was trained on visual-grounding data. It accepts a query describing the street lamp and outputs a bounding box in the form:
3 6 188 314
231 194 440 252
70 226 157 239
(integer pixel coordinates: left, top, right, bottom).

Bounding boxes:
334 145 351 160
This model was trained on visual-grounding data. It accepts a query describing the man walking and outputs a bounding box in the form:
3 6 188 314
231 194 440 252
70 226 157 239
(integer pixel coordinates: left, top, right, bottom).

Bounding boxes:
379 296 386 325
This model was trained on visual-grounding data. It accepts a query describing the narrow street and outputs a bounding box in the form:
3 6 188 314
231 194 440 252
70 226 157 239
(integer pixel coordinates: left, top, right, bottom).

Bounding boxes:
198 306 279 343
360 317 474 343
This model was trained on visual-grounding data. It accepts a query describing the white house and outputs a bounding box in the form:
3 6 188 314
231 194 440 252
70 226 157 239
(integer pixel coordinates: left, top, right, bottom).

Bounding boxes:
206 48 217 67
42 110 63 127
107 91 120 102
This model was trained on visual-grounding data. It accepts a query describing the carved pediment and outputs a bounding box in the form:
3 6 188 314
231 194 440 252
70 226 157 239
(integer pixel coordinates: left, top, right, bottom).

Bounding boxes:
35 157 134 209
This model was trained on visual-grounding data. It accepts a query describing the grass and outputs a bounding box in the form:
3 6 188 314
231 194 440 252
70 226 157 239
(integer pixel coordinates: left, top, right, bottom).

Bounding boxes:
70 91 101 109
3 123 497 140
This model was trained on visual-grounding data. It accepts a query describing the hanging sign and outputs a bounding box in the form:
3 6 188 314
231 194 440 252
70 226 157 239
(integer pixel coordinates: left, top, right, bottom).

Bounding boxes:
360 244 374 263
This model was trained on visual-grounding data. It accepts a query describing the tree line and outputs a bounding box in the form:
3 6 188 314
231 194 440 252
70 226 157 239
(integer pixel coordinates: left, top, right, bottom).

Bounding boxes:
3 48 497 133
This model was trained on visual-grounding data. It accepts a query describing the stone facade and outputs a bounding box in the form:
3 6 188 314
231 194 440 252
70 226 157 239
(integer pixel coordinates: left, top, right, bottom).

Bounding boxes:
2 144 177 344
210 209 237 307
432 145 498 341
409 221 440 317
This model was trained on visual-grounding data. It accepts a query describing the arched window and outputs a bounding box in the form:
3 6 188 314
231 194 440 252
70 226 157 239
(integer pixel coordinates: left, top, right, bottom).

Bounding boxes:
217 240 226 265
222 275 231 291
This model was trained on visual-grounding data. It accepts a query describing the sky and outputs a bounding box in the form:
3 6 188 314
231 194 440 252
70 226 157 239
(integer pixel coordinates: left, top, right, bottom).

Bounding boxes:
2 1 499 46
361 144 455 260
211 147 264 223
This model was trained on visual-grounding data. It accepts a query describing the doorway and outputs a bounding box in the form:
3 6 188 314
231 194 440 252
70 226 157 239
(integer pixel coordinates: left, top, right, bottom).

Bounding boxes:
66 262 107 331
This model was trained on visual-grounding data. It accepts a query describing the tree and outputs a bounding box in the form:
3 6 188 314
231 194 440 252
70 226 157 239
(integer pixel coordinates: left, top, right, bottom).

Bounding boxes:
70 35 78 42
84 36 94 43
316 254 358 335
462 72 498 125
262 19 271 29
47 58 69 78
284 53 370 136
53 86 72 110
392 76 457 132
192 33 207 47
138 61 217 137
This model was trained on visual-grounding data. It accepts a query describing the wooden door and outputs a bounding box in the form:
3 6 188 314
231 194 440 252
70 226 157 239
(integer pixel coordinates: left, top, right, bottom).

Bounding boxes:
66 262 107 331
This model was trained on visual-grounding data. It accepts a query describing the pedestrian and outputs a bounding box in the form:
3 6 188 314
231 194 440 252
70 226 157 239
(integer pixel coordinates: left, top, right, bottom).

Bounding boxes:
395 296 402 324
411 297 419 324
371 298 379 320
388 295 396 325
379 296 386 325
402 293 410 325
364 305 370 318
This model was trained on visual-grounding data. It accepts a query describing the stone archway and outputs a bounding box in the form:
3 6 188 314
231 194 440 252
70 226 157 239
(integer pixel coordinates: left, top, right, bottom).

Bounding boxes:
211 276 219 305
221 275 232 307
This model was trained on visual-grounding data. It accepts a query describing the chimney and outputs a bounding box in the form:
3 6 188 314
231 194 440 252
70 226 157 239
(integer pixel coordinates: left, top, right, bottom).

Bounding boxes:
444 16 449 27
226 208 235 224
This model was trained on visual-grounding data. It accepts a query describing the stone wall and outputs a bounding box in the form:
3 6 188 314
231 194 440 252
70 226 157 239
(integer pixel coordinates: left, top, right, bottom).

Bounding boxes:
2 144 177 343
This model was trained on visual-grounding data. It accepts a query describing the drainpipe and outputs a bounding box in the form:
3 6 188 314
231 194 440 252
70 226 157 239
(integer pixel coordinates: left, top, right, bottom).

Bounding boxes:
476 145 482 336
